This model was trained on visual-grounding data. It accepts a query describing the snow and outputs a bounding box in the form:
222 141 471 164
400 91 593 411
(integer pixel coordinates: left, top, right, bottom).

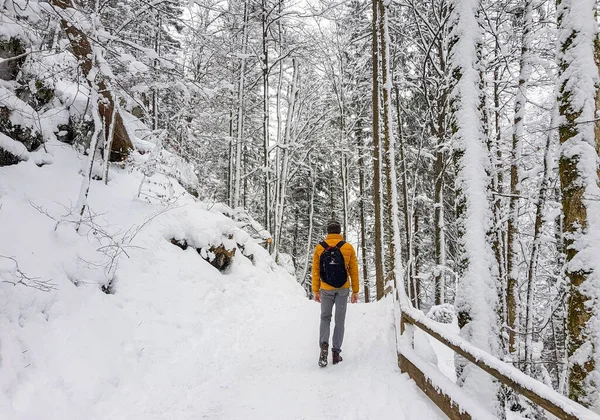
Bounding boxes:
399 340 497 420
128 60 149 75
0 18 27 41
0 132 28 160
424 305 459 382
0 141 444 419
400 305 600 420
0 86 41 136
54 80 91 119
448 0 499 410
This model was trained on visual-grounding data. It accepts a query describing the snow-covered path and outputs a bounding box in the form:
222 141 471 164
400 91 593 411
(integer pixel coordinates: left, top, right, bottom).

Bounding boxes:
1 142 443 420
93 291 443 420
203 301 444 420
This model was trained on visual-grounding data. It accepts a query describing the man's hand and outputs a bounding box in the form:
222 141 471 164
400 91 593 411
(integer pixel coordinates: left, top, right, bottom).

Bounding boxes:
314 291 321 303
351 292 359 304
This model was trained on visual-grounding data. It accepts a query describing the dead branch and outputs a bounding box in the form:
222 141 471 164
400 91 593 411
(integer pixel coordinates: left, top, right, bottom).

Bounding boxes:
0 255 57 292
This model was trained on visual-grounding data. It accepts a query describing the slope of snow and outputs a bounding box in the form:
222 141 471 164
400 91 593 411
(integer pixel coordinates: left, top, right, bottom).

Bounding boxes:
0 141 443 419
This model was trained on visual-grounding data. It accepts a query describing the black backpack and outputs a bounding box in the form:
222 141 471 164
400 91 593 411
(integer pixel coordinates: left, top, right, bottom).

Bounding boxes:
319 241 348 288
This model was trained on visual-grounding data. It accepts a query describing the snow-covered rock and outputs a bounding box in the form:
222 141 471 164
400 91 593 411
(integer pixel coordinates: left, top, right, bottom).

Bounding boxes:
0 132 28 166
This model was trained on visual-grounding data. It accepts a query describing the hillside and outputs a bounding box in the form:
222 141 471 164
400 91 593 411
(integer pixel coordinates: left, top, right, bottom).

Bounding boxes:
0 142 443 419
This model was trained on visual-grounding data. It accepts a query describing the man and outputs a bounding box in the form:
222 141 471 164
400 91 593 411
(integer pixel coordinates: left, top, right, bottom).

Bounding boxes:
312 220 359 367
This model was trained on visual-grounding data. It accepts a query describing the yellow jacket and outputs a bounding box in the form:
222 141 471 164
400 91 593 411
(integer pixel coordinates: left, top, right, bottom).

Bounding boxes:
312 233 359 293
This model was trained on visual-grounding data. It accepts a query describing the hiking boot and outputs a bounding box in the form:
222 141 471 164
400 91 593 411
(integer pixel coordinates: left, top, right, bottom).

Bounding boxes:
332 350 343 365
318 342 328 367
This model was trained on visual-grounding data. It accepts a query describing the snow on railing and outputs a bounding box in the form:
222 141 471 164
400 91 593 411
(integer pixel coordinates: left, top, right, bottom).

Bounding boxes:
398 304 600 420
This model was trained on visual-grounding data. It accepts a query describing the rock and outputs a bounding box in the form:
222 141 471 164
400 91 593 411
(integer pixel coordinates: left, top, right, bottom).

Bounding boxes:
16 80 54 111
0 132 28 166
237 242 254 264
107 112 133 162
55 117 94 150
0 106 43 151
169 238 236 272
170 238 189 250
185 185 199 198
55 125 72 144
0 147 20 166
204 245 236 272
101 277 116 294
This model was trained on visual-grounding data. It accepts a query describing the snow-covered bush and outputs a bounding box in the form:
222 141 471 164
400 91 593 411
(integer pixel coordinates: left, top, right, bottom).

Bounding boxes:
426 303 456 324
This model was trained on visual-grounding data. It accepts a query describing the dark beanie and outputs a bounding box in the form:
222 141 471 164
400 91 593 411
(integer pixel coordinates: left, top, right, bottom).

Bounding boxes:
326 220 341 234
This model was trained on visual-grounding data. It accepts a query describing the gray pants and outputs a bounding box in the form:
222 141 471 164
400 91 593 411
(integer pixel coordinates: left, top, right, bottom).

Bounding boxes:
319 288 349 353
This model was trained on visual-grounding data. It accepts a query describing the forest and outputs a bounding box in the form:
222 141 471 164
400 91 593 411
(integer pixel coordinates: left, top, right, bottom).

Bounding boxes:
1 0 600 417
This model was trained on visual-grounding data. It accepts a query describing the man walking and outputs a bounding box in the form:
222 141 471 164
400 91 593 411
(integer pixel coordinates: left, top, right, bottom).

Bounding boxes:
312 220 359 367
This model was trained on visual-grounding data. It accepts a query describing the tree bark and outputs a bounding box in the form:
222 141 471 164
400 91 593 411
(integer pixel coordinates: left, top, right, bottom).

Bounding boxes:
506 0 533 357
395 84 414 305
233 0 249 209
379 0 394 283
357 119 370 303
524 108 553 375
372 0 384 300
379 0 405 303
556 0 600 406
434 41 448 305
261 0 272 242
51 0 133 162
274 59 299 258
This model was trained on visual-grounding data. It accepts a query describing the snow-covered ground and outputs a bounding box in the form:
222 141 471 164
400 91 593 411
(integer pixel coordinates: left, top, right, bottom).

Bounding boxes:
0 141 443 419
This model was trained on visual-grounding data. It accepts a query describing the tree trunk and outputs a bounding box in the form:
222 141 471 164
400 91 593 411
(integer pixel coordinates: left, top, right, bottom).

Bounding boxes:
273 2 284 248
556 0 600 407
489 36 507 353
395 84 414 304
300 160 317 289
233 0 249 209
449 0 499 403
524 107 554 375
378 0 404 302
152 11 160 132
506 0 533 357
228 107 234 206
413 209 420 308
51 0 133 162
379 0 393 284
274 59 299 258
357 119 370 303
76 89 102 226
434 57 448 305
262 0 272 242
341 152 349 238
372 0 384 300
508 0 533 368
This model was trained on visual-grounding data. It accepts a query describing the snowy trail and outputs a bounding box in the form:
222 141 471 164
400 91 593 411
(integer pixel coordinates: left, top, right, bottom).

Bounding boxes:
92 287 444 420
1 143 443 420
201 302 442 420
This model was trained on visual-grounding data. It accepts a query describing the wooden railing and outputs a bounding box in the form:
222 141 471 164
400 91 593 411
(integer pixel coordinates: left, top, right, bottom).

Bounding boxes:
397 305 600 420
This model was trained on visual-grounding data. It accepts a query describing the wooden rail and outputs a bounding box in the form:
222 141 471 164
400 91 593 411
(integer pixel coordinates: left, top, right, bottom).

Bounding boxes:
398 305 600 420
